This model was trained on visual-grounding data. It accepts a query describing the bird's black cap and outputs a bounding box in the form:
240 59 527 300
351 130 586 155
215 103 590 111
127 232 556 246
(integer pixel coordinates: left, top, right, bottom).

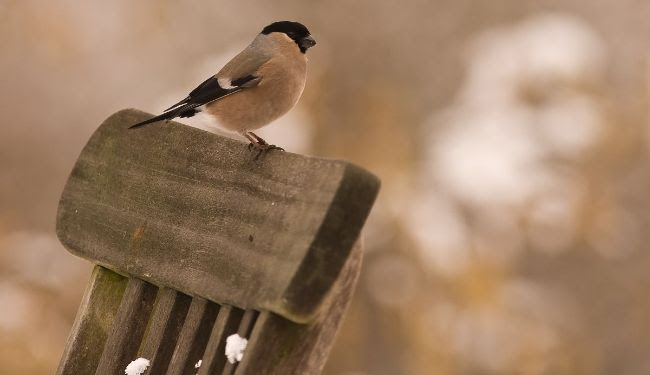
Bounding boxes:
261 21 315 53
261 21 310 39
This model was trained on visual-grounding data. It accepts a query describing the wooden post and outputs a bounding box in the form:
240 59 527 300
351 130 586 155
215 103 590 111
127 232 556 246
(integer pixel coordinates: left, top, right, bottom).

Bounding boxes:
55 109 379 374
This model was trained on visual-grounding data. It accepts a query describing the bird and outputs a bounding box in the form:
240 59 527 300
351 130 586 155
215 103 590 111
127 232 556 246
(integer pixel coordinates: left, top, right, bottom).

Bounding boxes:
129 21 316 157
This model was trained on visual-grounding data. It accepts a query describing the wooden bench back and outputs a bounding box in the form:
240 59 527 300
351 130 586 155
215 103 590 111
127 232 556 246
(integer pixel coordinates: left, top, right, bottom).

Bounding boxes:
55 110 379 374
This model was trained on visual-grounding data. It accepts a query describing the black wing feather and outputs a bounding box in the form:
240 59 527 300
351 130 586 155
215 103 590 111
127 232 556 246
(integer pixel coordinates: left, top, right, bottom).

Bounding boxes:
129 74 258 129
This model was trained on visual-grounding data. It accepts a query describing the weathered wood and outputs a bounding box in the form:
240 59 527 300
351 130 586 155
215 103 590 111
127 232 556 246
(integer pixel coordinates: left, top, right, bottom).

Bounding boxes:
198 306 244 375
166 297 220 375
236 309 259 338
223 309 259 375
56 266 128 375
56 109 380 374
56 109 380 323
95 277 157 375
235 241 364 374
139 288 191 374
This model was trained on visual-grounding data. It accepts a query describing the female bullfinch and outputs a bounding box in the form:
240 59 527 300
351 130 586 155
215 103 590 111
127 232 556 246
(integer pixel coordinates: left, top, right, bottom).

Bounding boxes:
130 21 316 155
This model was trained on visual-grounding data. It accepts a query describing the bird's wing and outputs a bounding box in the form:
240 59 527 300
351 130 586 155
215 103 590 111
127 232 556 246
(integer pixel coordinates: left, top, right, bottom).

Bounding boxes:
217 36 273 83
130 36 272 129
129 73 262 129
162 73 259 113
161 45 272 114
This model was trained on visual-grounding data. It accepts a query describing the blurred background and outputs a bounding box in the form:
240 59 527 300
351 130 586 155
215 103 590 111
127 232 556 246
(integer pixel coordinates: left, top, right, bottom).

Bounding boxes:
2 1 650 374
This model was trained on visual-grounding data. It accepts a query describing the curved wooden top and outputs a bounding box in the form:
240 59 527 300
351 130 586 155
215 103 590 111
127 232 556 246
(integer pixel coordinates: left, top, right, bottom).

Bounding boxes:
56 109 379 323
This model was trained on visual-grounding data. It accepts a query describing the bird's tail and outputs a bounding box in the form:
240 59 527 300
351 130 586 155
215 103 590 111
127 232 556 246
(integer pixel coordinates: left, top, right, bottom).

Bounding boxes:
129 105 198 129
128 111 177 129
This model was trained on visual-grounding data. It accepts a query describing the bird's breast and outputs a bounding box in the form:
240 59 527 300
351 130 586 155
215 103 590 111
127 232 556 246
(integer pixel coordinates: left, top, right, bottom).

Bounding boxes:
206 55 307 132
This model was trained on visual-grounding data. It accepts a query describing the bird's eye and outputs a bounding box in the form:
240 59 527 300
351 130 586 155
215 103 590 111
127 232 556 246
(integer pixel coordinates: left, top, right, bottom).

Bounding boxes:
287 32 296 38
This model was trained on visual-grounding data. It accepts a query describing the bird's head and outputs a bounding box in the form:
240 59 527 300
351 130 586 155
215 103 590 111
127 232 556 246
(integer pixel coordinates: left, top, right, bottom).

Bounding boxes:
262 21 316 53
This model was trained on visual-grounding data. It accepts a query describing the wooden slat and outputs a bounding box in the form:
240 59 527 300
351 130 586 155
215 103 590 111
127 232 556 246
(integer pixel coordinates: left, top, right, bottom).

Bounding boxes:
223 310 259 375
235 241 364 375
166 297 219 375
140 288 191 374
237 310 259 338
56 266 128 375
197 306 243 375
95 277 157 375
56 108 380 323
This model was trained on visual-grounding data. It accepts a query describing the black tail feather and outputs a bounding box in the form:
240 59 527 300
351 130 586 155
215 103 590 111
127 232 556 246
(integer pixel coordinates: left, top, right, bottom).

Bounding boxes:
128 105 200 129
128 111 176 129
163 96 190 112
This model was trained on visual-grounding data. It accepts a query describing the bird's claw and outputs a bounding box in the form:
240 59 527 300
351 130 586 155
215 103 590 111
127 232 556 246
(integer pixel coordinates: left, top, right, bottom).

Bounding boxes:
266 144 284 152
247 142 284 160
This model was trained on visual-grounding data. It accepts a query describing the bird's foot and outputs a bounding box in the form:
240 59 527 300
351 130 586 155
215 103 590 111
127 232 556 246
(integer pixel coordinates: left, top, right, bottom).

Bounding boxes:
248 142 284 160
244 132 284 160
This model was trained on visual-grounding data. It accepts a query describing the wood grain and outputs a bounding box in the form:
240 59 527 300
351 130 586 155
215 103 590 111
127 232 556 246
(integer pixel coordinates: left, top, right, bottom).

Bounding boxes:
139 288 191 374
56 109 380 323
95 277 157 375
234 241 364 374
56 266 128 375
223 309 259 375
166 297 220 375
197 306 244 375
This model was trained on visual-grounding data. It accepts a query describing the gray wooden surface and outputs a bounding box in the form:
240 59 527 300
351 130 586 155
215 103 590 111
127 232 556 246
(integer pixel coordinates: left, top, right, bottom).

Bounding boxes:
235 240 364 375
56 109 379 374
139 288 191 374
56 267 127 375
57 109 380 323
58 241 363 375
95 278 158 375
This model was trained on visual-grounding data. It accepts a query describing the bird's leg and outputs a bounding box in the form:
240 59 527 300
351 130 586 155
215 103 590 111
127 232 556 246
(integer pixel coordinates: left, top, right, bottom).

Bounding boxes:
244 131 284 159
243 132 258 151
247 132 267 146
248 132 284 150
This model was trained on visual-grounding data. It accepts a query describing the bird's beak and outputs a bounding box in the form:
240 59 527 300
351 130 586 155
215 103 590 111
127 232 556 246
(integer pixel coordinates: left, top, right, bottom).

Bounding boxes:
299 35 316 50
